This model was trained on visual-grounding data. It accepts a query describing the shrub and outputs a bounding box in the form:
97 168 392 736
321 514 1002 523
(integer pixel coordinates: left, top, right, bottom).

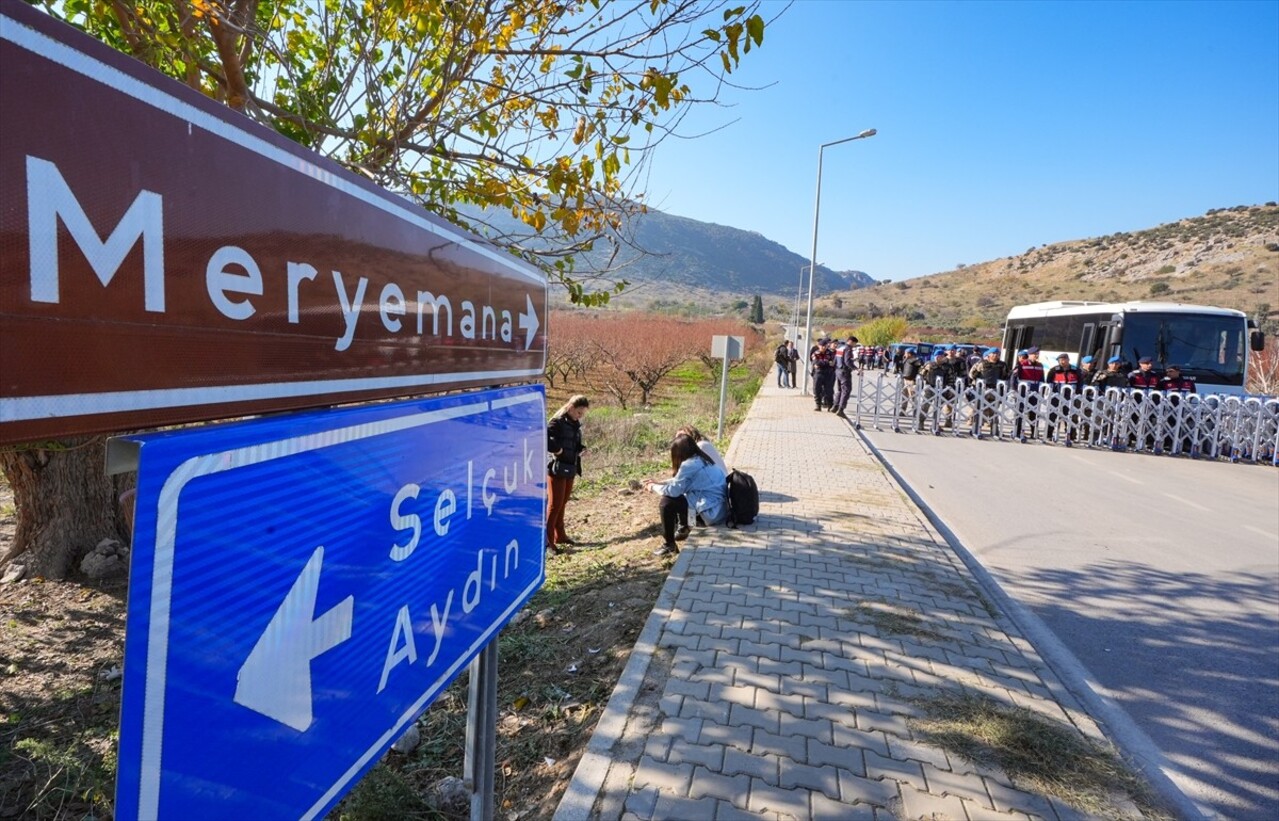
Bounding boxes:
1155 264 1176 275
1149 282 1171 296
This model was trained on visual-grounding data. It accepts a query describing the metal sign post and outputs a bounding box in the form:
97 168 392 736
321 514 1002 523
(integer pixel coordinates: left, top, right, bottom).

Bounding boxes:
109 385 546 819
464 641 499 821
711 335 745 440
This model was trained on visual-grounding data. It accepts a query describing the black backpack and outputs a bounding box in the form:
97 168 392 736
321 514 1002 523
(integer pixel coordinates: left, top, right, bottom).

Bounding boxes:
725 469 759 527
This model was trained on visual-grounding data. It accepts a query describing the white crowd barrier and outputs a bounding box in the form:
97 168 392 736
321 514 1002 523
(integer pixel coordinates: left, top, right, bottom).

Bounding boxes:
849 370 1279 466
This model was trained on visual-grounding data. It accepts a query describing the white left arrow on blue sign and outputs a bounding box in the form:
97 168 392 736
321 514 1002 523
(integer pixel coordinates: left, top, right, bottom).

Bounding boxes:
234 546 354 731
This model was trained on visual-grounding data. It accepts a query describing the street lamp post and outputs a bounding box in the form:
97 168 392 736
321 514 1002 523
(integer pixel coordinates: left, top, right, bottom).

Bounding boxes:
801 128 877 396
792 264 812 343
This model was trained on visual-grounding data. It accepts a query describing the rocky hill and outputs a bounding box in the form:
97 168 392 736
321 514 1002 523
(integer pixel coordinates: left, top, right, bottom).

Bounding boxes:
456 203 874 300
814 203 1279 337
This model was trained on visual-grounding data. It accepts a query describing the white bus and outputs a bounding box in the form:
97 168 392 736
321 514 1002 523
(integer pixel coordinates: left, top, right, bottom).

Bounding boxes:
1002 300 1265 396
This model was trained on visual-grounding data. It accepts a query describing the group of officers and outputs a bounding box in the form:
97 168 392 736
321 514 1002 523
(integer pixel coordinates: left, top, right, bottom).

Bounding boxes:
903 345 1197 395
800 336 1199 431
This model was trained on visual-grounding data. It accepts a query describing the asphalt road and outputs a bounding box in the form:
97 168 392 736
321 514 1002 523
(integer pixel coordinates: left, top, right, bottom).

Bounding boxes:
858 426 1279 820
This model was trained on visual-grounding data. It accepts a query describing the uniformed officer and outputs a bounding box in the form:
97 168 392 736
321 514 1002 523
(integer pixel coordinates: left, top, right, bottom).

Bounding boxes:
831 335 859 417
1158 364 1195 394
1158 365 1197 454
1044 353 1083 443
1128 356 1162 390
1093 356 1129 389
1008 346 1045 441
811 337 837 411
917 351 948 429
967 348 1008 437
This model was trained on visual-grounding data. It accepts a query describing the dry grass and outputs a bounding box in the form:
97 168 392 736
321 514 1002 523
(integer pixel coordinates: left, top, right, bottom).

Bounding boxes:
910 690 1172 821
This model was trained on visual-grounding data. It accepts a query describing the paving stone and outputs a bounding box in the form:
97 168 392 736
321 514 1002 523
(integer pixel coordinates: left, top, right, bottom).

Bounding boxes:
752 685 803 711
689 766 752 805
810 792 879 820
855 709 913 738
801 663 852 690
698 635 743 654
722 626 763 643
685 621 725 638
886 736 952 773
660 632 700 651
919 761 994 808
652 793 721 821
723 746 780 785
984 776 1058 818
622 785 659 819
837 770 901 808
658 715 703 745
757 656 805 679
680 695 732 724
750 728 809 761
778 759 841 800
715 682 760 707
699 719 754 751
748 779 810 819
716 799 778 820
827 687 879 712
780 710 834 744
666 740 726 771
864 750 928 792
805 738 866 775
740 639 784 661
730 703 781 734
643 732 671 761
631 755 694 793
899 786 970 820
780 677 829 701
666 677 712 701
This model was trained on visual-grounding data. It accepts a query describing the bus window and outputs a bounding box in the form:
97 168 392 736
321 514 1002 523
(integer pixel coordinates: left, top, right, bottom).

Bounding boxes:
1080 323 1096 361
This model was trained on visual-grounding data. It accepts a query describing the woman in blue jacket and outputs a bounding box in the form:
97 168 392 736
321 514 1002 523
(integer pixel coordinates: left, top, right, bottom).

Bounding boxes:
643 434 727 556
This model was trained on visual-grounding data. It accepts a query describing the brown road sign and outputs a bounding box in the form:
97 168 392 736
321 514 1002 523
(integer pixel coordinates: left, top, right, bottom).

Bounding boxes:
0 1 547 446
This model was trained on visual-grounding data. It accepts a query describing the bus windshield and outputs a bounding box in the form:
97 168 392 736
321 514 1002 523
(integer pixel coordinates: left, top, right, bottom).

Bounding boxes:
1121 312 1246 384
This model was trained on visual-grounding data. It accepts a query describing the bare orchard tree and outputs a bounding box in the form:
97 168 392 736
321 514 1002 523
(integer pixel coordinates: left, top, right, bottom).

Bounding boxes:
5 1 772 579
592 315 703 408
1247 345 1279 396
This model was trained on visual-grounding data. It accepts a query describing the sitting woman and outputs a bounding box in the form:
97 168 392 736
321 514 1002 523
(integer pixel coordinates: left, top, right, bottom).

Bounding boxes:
677 425 727 475
642 434 728 557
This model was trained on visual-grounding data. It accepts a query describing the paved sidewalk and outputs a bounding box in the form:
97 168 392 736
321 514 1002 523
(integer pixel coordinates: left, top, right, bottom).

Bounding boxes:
553 381 1132 821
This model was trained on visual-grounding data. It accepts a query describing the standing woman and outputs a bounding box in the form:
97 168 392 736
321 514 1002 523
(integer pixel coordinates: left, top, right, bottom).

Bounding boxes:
642 434 727 557
546 395 589 554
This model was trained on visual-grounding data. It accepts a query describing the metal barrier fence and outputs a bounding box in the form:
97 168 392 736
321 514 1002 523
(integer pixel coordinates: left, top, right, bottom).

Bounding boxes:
849 371 1279 466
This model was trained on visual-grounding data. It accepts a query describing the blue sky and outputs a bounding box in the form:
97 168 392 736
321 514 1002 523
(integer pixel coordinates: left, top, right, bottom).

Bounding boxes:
639 0 1279 282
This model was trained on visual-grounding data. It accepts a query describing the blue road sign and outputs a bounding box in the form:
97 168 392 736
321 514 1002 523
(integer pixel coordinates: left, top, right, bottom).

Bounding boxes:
114 385 546 819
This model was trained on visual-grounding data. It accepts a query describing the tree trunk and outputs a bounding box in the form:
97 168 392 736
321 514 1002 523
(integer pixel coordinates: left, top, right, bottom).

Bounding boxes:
0 436 133 580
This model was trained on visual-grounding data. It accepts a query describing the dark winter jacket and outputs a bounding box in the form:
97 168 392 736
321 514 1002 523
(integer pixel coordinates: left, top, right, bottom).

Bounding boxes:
547 415 585 477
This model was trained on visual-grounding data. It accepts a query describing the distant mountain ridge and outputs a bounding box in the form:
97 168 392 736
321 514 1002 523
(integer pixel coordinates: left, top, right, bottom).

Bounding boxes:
813 203 1279 336
456 204 874 297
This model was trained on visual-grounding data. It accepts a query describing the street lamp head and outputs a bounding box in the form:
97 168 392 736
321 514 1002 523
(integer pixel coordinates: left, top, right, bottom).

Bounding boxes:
858 128 877 139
